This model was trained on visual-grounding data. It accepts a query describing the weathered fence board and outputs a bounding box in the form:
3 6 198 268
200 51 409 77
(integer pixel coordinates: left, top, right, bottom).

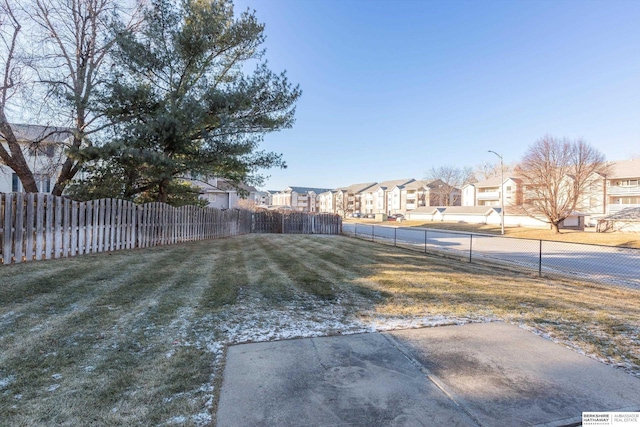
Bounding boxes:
0 193 341 265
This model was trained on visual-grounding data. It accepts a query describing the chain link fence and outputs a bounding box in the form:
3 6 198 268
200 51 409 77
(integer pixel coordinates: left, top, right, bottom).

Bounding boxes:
343 223 640 289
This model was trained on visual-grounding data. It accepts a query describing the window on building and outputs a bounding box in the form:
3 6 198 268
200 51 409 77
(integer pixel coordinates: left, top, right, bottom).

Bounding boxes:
12 173 20 192
34 174 51 193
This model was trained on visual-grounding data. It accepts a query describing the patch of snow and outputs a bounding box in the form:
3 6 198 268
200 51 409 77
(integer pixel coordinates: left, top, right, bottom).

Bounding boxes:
47 384 60 392
83 366 95 373
51 373 62 380
0 375 15 389
191 411 212 426
164 415 187 424
14 394 22 400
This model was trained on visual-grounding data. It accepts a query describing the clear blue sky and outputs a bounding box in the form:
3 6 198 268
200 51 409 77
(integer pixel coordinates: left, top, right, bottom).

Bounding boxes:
233 0 640 191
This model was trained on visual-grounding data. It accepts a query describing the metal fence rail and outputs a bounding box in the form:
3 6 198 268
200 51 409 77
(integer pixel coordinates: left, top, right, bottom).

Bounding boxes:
343 223 640 289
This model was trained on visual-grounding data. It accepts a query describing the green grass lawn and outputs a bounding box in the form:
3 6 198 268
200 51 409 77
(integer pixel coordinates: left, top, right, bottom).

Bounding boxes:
1 234 639 425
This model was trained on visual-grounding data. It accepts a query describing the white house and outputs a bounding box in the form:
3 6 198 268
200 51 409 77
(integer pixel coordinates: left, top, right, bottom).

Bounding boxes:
182 177 257 209
0 123 72 193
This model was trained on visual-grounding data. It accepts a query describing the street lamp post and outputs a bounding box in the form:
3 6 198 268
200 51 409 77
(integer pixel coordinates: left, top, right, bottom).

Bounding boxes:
488 150 505 235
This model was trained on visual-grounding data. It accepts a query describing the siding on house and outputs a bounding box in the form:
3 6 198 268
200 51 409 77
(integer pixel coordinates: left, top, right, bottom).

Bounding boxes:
0 124 72 194
183 177 257 209
462 175 523 207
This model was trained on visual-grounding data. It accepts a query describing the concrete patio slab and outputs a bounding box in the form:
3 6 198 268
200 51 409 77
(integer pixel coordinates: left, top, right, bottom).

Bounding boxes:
216 332 478 426
388 322 640 427
215 322 640 427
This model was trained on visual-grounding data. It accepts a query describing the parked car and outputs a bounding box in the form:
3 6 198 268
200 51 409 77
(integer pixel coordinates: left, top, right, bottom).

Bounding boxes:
387 214 405 222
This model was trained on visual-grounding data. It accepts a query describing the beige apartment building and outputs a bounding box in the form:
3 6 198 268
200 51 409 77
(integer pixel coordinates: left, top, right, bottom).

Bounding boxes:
461 159 640 223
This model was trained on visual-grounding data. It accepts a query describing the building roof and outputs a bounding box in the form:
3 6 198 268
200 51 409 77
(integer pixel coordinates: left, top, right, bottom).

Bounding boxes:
368 178 415 192
3 123 72 144
337 182 377 193
409 206 441 214
600 207 640 222
403 179 441 190
607 159 640 179
470 175 522 188
286 186 333 194
441 206 497 215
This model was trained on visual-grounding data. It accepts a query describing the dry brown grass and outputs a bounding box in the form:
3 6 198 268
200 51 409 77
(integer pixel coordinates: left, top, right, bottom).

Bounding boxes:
0 234 638 425
345 218 640 248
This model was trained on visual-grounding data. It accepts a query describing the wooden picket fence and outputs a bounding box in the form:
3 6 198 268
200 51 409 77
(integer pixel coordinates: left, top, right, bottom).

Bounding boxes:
0 193 252 265
0 193 342 265
252 210 342 234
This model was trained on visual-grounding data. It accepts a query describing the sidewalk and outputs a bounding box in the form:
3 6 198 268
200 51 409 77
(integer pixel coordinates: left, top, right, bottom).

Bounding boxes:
216 322 640 426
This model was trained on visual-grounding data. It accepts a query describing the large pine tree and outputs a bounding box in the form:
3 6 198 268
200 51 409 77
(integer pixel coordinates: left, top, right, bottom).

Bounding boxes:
69 0 300 204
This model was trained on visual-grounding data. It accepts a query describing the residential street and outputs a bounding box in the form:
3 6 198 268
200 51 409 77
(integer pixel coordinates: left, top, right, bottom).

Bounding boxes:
343 223 640 288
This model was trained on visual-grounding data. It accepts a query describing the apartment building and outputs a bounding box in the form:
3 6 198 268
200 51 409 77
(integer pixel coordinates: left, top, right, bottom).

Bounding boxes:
254 190 276 207
0 124 72 194
398 179 446 212
360 179 415 215
604 159 640 214
462 159 639 222
462 175 523 207
272 186 332 212
333 182 376 215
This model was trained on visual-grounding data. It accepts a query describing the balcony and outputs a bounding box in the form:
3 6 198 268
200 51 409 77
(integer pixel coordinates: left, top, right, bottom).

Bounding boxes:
608 204 640 213
476 191 500 201
608 186 640 196
406 203 416 210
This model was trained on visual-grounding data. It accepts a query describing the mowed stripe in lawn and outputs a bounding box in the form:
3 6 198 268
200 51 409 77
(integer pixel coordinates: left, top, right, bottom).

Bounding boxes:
1 243 227 425
254 236 339 300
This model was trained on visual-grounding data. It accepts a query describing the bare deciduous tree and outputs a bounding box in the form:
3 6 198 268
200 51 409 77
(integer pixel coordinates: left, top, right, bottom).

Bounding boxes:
515 135 609 233
426 165 475 206
30 0 142 195
0 0 39 191
334 192 352 218
475 160 513 181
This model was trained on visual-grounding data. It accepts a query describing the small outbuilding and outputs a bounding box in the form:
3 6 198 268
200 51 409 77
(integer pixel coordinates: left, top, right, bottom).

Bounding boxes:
596 208 640 232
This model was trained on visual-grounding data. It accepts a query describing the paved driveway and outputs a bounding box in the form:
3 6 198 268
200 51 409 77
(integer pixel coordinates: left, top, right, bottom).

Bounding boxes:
216 323 640 426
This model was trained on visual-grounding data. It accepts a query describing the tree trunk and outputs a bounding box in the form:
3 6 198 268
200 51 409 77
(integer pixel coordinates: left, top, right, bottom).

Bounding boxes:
158 180 169 203
551 222 561 234
0 120 39 192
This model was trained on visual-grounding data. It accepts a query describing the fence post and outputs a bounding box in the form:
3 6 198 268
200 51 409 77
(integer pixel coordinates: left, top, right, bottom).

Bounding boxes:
394 228 397 247
355 223 357 238
372 225 375 242
469 234 473 263
424 229 427 253
539 240 542 277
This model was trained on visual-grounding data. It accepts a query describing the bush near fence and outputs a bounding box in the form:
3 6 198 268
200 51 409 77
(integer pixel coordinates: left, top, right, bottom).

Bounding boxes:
0 193 341 265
